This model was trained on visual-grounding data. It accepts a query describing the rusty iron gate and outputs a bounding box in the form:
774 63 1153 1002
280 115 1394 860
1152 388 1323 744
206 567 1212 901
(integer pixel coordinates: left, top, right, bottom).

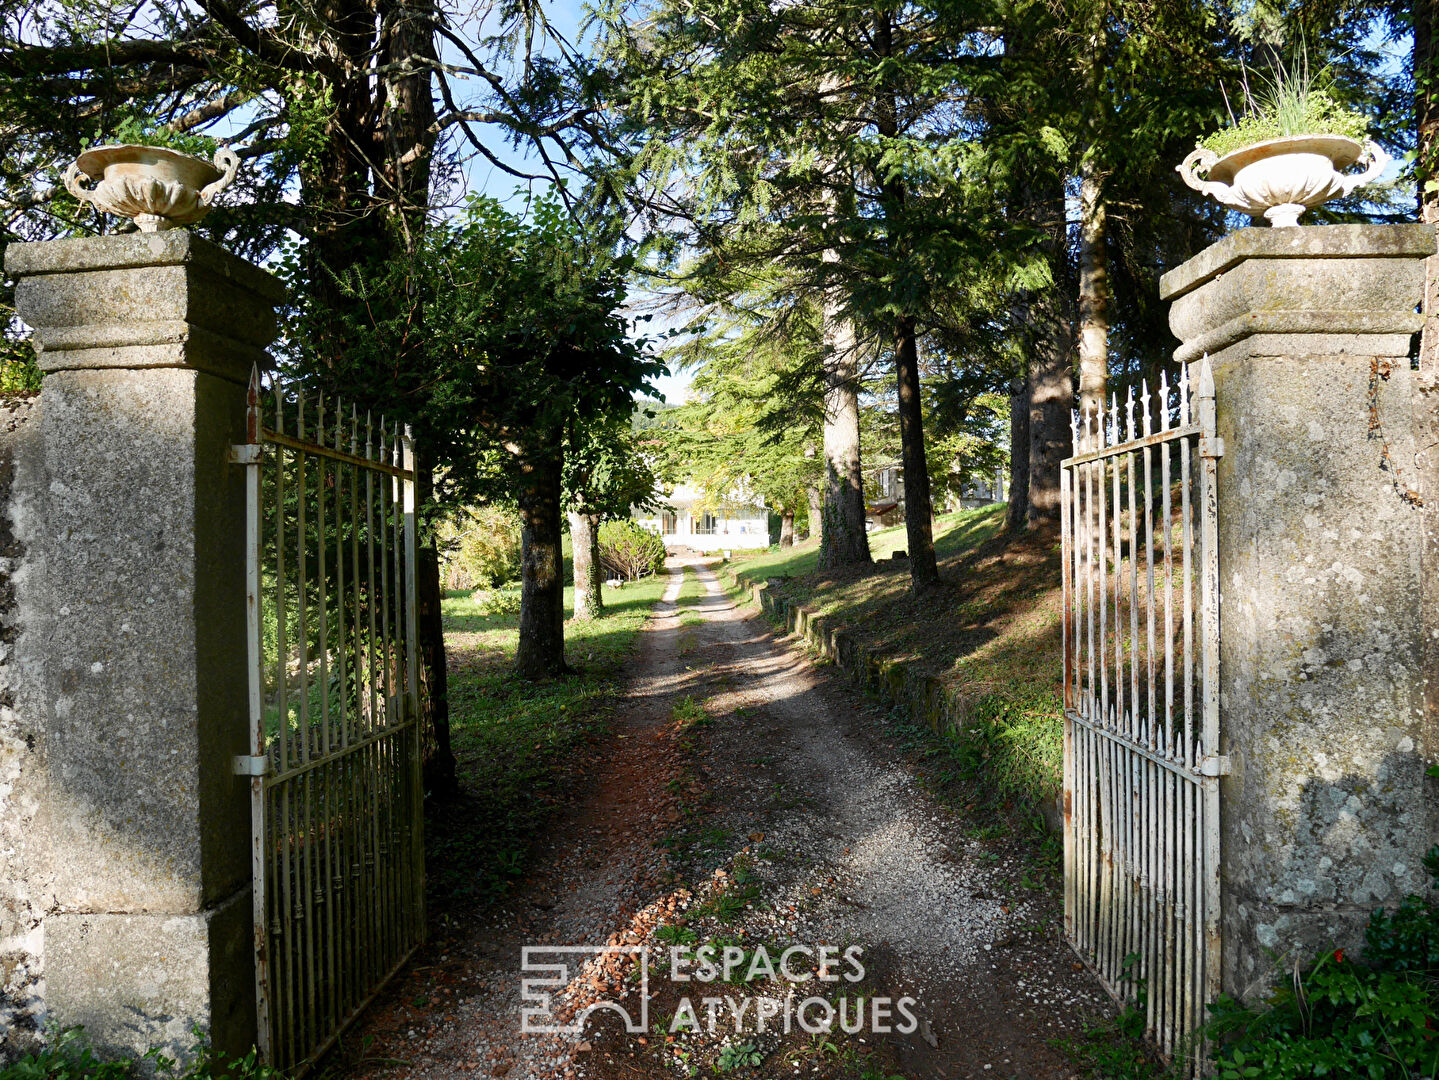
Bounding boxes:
1060 358 1224 1071
234 373 425 1071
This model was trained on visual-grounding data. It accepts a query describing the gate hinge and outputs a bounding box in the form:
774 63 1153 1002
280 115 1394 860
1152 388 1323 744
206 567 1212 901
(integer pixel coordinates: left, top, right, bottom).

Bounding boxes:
234 754 271 777
229 443 262 464
1199 755 1231 777
1199 436 1225 459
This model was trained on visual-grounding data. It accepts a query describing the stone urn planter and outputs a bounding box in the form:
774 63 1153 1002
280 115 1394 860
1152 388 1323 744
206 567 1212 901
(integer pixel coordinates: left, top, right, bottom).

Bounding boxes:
64 144 240 232
1177 134 1389 227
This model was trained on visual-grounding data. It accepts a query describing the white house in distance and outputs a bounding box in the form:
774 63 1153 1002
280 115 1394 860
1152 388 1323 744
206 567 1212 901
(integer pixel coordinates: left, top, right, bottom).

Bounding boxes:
635 482 770 552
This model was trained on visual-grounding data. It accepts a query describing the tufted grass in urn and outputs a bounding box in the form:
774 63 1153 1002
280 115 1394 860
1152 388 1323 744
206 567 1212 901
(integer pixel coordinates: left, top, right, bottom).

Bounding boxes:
1178 50 1389 226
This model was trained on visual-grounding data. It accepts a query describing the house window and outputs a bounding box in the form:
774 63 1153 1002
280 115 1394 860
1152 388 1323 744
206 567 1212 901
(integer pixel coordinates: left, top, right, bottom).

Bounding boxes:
694 512 717 535
661 511 678 535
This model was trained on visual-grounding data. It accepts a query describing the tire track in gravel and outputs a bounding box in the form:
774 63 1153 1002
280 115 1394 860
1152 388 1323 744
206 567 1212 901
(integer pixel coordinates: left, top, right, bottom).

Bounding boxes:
339 557 1113 1080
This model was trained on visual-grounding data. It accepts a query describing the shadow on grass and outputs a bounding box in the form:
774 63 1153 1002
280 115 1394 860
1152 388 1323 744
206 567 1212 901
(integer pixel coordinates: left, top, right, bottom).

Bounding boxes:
426 571 671 911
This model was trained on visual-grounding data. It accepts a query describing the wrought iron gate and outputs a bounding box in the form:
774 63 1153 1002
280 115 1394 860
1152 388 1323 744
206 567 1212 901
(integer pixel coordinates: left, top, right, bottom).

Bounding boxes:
1060 358 1223 1070
235 373 425 1071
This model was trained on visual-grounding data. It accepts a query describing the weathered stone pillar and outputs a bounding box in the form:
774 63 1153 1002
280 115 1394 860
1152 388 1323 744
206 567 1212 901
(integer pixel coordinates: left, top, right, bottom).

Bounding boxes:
4 231 282 1060
1161 224 1439 1001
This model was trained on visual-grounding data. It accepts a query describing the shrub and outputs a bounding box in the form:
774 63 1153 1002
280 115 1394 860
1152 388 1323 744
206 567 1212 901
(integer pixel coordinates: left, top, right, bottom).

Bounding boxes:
475 585 522 616
598 519 665 581
1205 844 1439 1079
437 505 521 590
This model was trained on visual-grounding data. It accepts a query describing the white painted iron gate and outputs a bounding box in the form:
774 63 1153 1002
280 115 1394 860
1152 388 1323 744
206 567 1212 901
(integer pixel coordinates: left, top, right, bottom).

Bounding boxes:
235 373 426 1071
1060 358 1223 1071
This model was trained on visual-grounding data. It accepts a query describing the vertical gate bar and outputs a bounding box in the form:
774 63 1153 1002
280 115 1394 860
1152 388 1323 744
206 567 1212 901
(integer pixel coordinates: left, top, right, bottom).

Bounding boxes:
1126 427 1142 1006
1144 756 1156 1038
1111 403 1123 735
1082 451 1096 957
1197 357 1223 1045
1160 375 1174 758
1110 434 1129 995
1127 393 1140 739
274 390 290 779
335 408 352 1018
1142 382 1156 744
391 425 408 949
1098 451 1109 727
1062 459 1074 944
349 409 369 996
316 402 337 1036
403 426 425 944
272 399 293 1067
242 372 271 1062
363 417 380 990
1086 448 1097 721
1156 770 1168 1058
295 398 318 1058
379 423 398 964
1180 377 1194 769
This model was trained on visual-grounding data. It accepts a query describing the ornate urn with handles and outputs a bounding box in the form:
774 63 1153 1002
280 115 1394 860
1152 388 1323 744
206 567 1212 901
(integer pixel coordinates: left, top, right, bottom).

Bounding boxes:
65 144 240 232
1177 134 1389 227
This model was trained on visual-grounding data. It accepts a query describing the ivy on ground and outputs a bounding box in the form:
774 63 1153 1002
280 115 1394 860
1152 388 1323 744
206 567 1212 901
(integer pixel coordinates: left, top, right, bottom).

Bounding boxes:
1205 845 1439 1080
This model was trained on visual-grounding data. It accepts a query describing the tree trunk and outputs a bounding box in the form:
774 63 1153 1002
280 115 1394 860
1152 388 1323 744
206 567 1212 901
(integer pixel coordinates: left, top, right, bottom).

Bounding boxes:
1418 0 1439 223
417 541 456 796
895 317 939 589
806 485 823 541
570 511 604 620
779 509 795 547
1076 0 1109 419
516 453 568 678
1023 171 1075 530
1077 158 1110 420
1028 326 1074 528
818 301 873 568
1006 377 1031 533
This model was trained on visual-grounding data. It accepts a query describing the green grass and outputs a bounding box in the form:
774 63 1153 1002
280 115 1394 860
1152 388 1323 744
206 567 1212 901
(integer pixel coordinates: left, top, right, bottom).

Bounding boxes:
426 572 671 905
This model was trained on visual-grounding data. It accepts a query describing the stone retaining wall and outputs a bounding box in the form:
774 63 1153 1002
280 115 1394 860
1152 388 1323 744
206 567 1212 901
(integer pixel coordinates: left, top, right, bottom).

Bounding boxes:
725 567 1064 834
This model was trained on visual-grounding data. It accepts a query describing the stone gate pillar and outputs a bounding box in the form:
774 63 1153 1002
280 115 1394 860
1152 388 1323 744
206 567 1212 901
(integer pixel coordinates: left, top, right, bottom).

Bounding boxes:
1160 223 1439 1000
4 231 282 1060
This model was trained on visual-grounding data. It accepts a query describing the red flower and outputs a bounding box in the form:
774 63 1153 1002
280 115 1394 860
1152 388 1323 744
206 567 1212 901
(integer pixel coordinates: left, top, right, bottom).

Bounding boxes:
1333 949 1345 963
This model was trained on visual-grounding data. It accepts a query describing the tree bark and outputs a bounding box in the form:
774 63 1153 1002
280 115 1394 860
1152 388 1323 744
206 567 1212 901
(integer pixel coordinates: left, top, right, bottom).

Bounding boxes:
779 509 795 547
818 301 873 568
1028 326 1074 528
516 452 568 678
1077 158 1110 420
1006 377 1031 533
1418 0 1439 223
417 540 456 796
1076 0 1109 419
895 317 939 589
1022 171 1075 530
806 485 823 541
570 511 604 620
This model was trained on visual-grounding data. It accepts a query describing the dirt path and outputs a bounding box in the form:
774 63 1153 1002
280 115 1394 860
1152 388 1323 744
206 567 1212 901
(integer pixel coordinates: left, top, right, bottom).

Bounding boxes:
342 558 1112 1080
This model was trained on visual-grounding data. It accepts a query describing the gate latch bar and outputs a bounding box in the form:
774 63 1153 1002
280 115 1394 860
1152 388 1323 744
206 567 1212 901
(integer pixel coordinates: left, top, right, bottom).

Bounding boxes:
229 443 262 464
234 754 271 777
1199 755 1231 777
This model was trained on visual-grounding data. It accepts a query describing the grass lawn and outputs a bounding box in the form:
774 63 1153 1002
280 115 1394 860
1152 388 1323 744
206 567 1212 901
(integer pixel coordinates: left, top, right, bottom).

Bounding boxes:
426 572 670 909
725 505 1064 819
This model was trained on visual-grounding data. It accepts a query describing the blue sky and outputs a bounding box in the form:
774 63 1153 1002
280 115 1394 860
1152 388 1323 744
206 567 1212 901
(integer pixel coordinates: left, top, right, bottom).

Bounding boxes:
451 0 693 403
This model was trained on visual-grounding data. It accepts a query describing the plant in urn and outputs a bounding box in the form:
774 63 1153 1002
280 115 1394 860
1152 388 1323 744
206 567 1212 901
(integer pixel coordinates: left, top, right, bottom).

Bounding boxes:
1178 54 1388 227
65 144 240 232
